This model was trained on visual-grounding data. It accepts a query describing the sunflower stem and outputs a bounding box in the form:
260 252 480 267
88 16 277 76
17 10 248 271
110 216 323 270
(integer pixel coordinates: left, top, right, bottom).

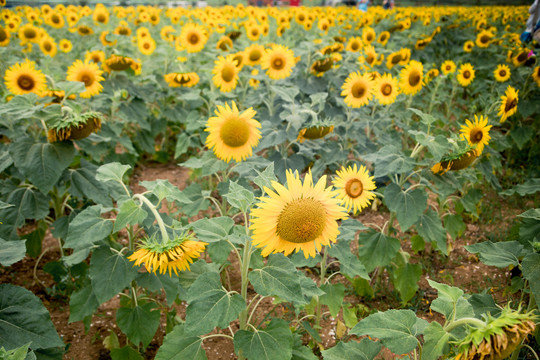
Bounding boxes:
315 250 328 331
443 317 486 332
133 194 170 244
238 211 253 331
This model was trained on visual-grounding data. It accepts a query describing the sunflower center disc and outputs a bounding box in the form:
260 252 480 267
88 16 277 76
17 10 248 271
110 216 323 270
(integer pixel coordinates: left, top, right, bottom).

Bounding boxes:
381 84 392 96
500 70 506 77
409 72 421 86
463 70 471 79
17 75 35 91
24 28 36 39
44 42 52 51
97 14 106 22
272 57 285 70
391 54 401 64
52 15 60 23
471 129 483 142
480 35 490 44
220 117 250 147
276 198 326 244
351 82 366 98
505 98 517 112
517 52 527 62
345 179 363 198
144 42 150 49
351 42 359 51
249 50 262 62
367 54 374 64
189 33 199 45
0 29 6 41
80 74 93 87
221 65 236 82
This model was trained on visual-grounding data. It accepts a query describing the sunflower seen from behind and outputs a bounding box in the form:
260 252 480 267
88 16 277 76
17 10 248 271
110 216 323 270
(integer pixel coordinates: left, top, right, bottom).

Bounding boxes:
66 59 104 99
205 101 261 163
459 115 492 155
4 59 47 96
250 170 348 258
399 60 424 95
457 63 475 87
261 44 295 80
341 71 374 108
498 86 518 123
333 164 376 214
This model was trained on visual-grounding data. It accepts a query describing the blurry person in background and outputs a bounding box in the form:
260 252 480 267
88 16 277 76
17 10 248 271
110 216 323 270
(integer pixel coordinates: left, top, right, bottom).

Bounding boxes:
383 0 394 9
357 0 368 12
521 0 540 44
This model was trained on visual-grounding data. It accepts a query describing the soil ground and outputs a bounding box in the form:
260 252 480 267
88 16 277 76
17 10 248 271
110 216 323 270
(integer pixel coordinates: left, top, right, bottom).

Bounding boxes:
0 162 536 360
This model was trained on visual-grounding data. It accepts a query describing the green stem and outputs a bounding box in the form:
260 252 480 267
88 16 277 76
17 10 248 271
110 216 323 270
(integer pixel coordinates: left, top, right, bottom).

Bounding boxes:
133 194 169 244
443 317 485 332
427 77 441 114
238 212 253 331
315 250 328 331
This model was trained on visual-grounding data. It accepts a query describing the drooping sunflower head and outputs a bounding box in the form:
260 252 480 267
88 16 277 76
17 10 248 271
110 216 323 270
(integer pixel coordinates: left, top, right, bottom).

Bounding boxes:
205 101 261 163
128 233 207 276
310 57 334 77
103 54 134 72
66 59 104 98
47 111 103 143
261 44 296 80
431 144 478 175
333 164 376 214
212 55 239 93
297 125 334 143
498 86 518 123
457 63 475 87
399 60 424 95
493 64 510 82
459 114 492 155
4 59 47 96
374 73 399 105
250 170 348 258
179 23 208 53
341 71 374 108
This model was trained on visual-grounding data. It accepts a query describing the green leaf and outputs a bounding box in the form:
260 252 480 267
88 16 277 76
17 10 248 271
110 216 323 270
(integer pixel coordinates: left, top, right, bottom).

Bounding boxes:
190 217 234 243
2 342 32 360
522 253 540 303
64 168 111 206
207 240 232 265
10 139 75 193
181 151 228 176
0 284 63 350
501 178 540 196
68 285 99 323
110 347 143 360
234 318 293 360
0 187 49 236
408 130 449 159
184 272 246 335
0 238 27 266
271 85 299 103
0 151 13 173
328 241 369 280
135 272 180 307
155 324 207 360
95 162 131 187
468 294 501 318
410 235 425 253
464 241 523 268
518 208 540 243
384 183 427 232
321 338 382 360
298 273 325 302
362 145 415 178
408 108 437 126
510 126 532 150
224 181 255 213
350 309 427 355
357 230 400 272
416 209 448 255
342 305 358 328
320 283 345 317
391 255 422 303
64 205 113 265
428 280 474 321
444 214 465 240
114 199 148 233
253 163 278 193
116 303 160 349
174 133 192 159
22 221 47 258
139 179 191 204
249 254 306 304
422 322 450 360
89 246 138 304
291 333 317 360
461 189 482 217
337 219 368 241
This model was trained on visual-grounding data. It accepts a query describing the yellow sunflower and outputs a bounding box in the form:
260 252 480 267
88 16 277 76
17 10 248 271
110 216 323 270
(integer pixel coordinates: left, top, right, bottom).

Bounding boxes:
310 57 334 77
4 59 47 96
346 36 362 52
512 49 529 67
333 164 376 214
362 27 376 44
178 23 207 53
100 31 117 46
374 73 399 105
164 72 199 88
216 35 233 51
498 86 518 123
386 50 402 70
205 101 261 163
399 60 424 95
532 66 540 87
457 63 475 87
441 60 456 75
85 50 105 64
493 64 510 82
459 115 492 155
138 37 156 56
463 40 474 53
377 31 390 46
341 71 374 108
475 30 493 48
39 36 57 57
46 11 65 29
18 23 40 44
260 44 295 80
103 55 134 72
66 59 104 99
77 25 94 36
297 125 334 143
246 23 262 42
244 44 265 66
0 25 10 47
212 55 239 93
250 170 348 258
59 39 72 53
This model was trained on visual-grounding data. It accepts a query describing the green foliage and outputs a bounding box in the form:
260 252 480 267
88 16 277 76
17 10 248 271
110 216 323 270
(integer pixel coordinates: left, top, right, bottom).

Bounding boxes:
357 230 400 272
321 338 382 360
116 303 160 349
234 318 293 360
156 325 206 360
465 241 523 268
0 238 26 266
384 183 428 232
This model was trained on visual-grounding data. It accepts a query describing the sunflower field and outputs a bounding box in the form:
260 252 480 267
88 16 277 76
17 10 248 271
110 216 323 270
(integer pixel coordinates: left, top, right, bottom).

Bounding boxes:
0 2 540 359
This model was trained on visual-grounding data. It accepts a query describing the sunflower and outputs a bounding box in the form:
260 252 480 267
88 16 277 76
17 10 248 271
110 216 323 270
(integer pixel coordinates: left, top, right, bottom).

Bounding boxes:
66 59 104 98
457 63 475 87
377 31 390 46
244 44 265 66
178 23 207 53
100 31 117 46
475 29 493 48
59 39 72 53
246 23 262 42
129 234 207 276
46 11 65 29
441 60 456 75
4 59 47 96
85 50 105 64
18 23 40 44
39 36 57 57
431 144 478 175
249 69 260 89
426 69 439 84
138 37 156 56
260 44 295 80
93 6 109 25
493 64 510 82
164 72 199 88
212 55 239 92
77 25 94 36
103 55 134 72
310 57 334 77
47 113 102 142
374 73 399 105
362 27 376 44
333 164 376 214
250 170 348 258
205 101 261 163
346 36 362 52
498 86 518 123
459 115 492 155
399 60 424 95
386 50 402 70
532 66 540 87
297 125 334 143
0 25 10 46
231 51 245 70
216 35 233 51
341 71 374 108
512 48 529 67
359 45 381 68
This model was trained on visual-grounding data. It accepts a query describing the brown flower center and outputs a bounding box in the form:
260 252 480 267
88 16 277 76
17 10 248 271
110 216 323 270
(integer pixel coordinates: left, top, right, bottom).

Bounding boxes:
505 98 517 112
470 129 483 143
188 33 199 45
517 52 528 62
79 72 94 87
249 49 262 62
463 70 471 79
276 198 326 244
480 35 490 44
391 54 401 65
345 179 363 198
351 41 359 51
351 82 366 98
52 14 60 23
409 71 421 87
221 64 236 82
219 116 250 147
272 57 285 70
17 75 35 91
23 28 37 39
381 84 393 96
0 28 6 41
499 70 507 77
43 41 52 51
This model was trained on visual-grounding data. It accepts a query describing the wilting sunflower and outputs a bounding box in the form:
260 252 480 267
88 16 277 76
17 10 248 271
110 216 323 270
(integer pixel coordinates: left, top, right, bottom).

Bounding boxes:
129 234 207 276
400 60 424 95
457 63 475 87
310 57 334 77
205 101 261 163
346 36 362 52
297 125 334 143
374 73 399 105
333 164 376 214
261 44 295 80
441 60 456 75
164 72 199 88
244 44 265 66
0 25 10 47
4 59 47 96
178 23 208 53
459 115 492 155
493 64 510 82
455 305 537 360
47 111 102 142
498 86 518 123
39 36 57 57
66 59 104 98
250 170 348 258
341 71 374 108
532 66 540 87
431 145 478 175
212 55 239 92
